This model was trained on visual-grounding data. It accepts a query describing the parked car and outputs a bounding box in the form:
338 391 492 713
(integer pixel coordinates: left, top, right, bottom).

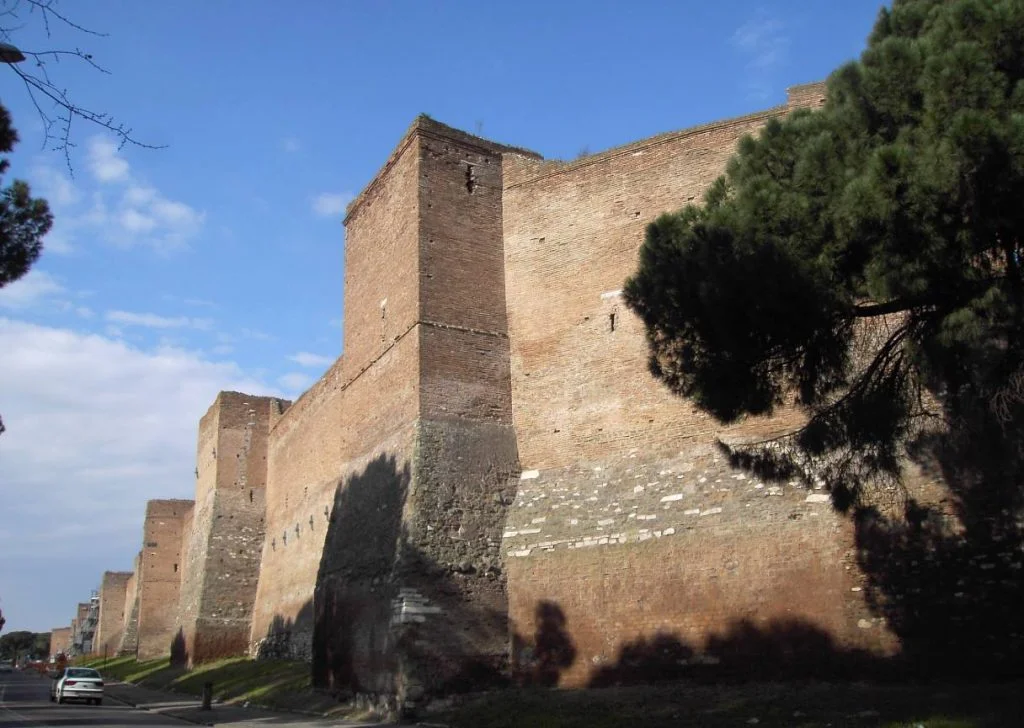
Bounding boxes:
49 667 104 705
0 661 13 673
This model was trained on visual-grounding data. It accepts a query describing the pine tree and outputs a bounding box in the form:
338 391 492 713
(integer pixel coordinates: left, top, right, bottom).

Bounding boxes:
625 0 1024 512
0 101 52 435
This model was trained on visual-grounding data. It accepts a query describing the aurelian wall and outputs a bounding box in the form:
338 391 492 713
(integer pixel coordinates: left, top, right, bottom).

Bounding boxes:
95 571 131 657
117 552 141 655
251 122 424 669
49 627 71 658
493 83 893 685
136 499 193 660
175 392 282 665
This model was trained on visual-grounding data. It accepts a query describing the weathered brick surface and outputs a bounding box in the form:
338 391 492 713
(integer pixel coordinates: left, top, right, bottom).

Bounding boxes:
97 79 993 696
175 392 283 665
251 125 423 662
502 448 899 687
94 571 132 658
49 627 71 659
136 499 193 660
117 552 141 655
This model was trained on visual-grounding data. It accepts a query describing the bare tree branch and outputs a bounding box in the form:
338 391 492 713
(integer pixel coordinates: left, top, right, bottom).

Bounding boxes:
0 0 162 173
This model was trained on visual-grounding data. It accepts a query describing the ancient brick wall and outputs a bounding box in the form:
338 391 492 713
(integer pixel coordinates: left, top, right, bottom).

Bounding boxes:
252 120 528 703
95 571 131 658
117 553 141 655
49 627 71 658
175 392 283 665
251 123 424 666
493 82 902 684
136 499 193 660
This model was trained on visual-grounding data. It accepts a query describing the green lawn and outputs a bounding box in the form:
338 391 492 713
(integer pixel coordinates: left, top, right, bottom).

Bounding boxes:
431 681 1024 728
74 655 337 714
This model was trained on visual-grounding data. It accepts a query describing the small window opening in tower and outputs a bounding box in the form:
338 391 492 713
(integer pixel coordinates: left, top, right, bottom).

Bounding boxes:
249 489 253 503
173 563 178 573
465 164 476 194
609 311 616 332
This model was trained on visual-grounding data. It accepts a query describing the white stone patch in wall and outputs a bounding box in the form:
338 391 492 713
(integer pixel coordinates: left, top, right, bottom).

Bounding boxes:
685 509 701 515
599 537 609 545
503 531 518 538
521 470 540 480
598 518 615 526
633 485 645 494
512 549 532 557
701 507 723 516
637 514 656 520
531 517 547 524
699 477 707 483
640 533 652 541
767 486 783 496
601 289 623 299
519 528 541 535
391 589 442 626
659 470 673 476
805 494 830 503
857 619 873 629
660 494 684 502
755 483 764 489
569 519 579 525
664 527 675 535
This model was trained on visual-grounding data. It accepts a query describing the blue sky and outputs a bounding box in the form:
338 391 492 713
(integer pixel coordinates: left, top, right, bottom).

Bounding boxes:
0 0 884 635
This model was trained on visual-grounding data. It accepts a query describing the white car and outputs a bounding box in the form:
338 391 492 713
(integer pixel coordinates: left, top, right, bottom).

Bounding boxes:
50 666 104 705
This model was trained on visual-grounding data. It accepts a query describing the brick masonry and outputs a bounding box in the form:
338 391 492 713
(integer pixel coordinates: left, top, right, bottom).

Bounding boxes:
135 499 193 660
95 571 132 658
84 80 970 697
49 627 71 659
116 552 141 656
175 392 284 665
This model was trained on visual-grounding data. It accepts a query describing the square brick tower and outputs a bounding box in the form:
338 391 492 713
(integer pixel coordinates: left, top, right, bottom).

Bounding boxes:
135 499 193 659
249 116 541 704
175 392 286 665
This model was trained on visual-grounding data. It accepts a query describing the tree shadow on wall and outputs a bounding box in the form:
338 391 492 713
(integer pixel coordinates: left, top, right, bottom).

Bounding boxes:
716 384 1024 680
255 602 315 662
169 628 188 667
310 452 511 704
854 393 1024 679
511 601 577 687
311 453 411 696
512 602 881 689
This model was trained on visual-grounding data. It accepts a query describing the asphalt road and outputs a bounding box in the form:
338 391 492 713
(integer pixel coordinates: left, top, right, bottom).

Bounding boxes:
0 670 187 727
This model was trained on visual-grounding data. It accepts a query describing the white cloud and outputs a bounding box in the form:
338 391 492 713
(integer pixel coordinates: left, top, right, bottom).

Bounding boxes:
732 14 789 100
32 139 206 254
87 137 131 183
282 137 301 153
106 310 213 330
0 318 284 630
278 371 313 392
312 192 353 218
289 351 333 368
0 270 65 309
31 164 80 207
